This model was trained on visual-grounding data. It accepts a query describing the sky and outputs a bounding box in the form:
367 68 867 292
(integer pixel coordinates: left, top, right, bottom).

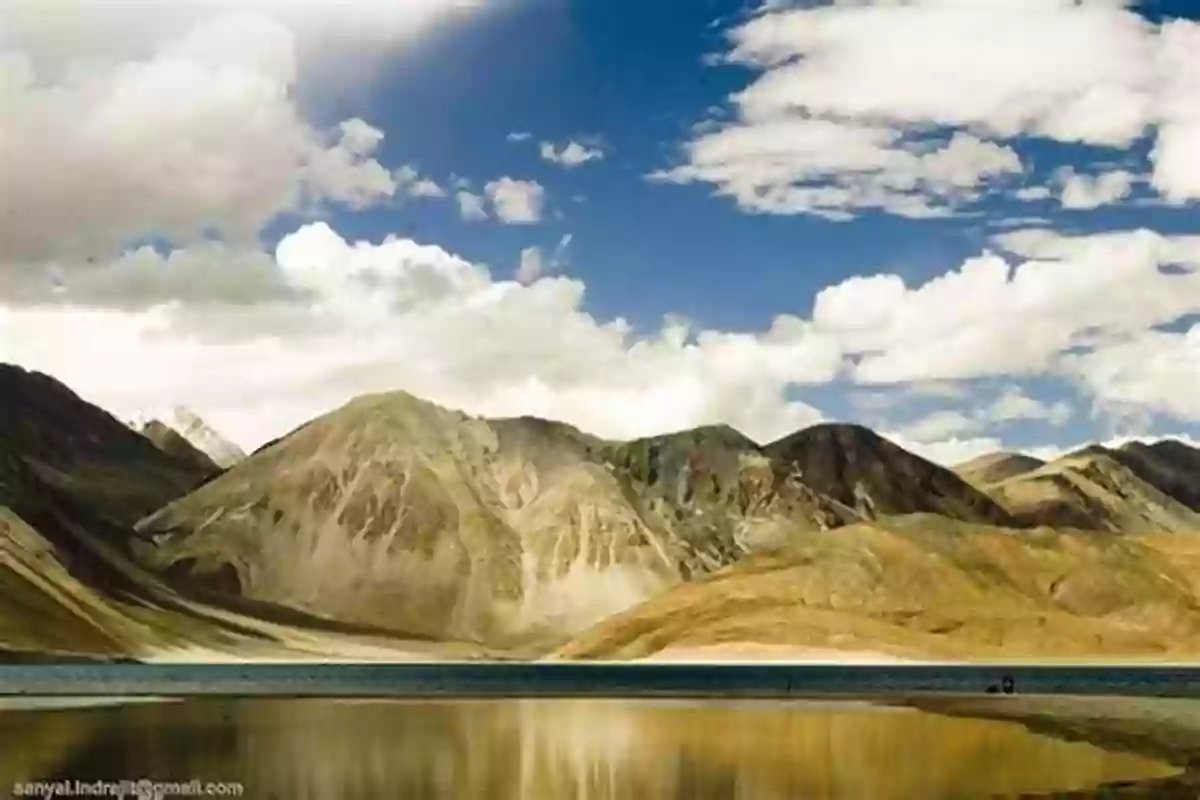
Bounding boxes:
1 0 1198 466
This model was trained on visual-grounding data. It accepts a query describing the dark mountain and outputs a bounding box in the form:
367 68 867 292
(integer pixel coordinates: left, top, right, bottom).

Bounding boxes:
0 364 217 526
1115 440 1200 512
764 423 1015 525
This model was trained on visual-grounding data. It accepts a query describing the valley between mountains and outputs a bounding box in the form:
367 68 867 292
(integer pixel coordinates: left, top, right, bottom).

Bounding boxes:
2 361 1199 663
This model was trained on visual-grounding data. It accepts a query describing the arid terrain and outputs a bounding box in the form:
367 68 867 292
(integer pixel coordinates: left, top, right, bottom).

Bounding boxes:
2 362 1199 662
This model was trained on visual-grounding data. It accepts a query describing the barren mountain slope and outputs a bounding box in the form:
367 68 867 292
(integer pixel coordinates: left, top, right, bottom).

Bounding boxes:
954 452 1046 487
558 514 1200 661
1111 440 1200 512
135 396 859 647
0 504 131 657
0 366 488 661
765 423 1015 525
987 452 1200 534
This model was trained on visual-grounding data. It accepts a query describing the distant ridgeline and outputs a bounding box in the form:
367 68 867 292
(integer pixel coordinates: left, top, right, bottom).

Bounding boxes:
1 361 1199 663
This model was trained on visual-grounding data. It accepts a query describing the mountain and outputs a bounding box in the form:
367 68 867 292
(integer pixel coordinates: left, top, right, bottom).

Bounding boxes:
983 451 1200 534
0 365 489 661
5 361 1199 662
163 407 246 468
954 452 1046 487
764 423 1015 525
1112 440 1200 512
138 420 221 474
0 365 218 526
133 395 860 648
557 513 1200 661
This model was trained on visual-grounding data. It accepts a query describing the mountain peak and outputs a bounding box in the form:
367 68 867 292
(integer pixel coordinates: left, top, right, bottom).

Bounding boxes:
138 420 221 474
764 422 1014 525
162 407 246 468
953 452 1046 487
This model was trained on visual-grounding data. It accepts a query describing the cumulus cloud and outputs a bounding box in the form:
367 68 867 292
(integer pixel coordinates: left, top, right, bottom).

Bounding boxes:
456 191 489 221
812 229 1200 393
987 388 1073 426
0 0 482 102
0 13 400 264
892 387 1072 446
485 177 546 224
0 222 842 449
654 121 1022 219
659 1 1200 217
884 434 1009 469
516 247 545 285
514 235 573 284
1058 167 1138 210
540 140 605 168
1015 186 1054 202
394 165 448 199
1064 325 1200 422
2 243 298 310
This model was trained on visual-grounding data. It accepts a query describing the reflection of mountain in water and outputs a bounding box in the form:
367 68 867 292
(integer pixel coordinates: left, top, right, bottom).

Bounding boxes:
0 699 1178 798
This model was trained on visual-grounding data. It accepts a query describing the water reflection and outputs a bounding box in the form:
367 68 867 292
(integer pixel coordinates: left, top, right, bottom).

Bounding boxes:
0 698 1179 798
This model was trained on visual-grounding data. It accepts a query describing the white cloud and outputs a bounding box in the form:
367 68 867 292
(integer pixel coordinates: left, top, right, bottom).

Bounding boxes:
1149 21 1200 204
987 388 1073 426
1058 167 1138 210
1064 325 1200 422
654 120 1022 219
394 165 447 199
506 131 532 143
514 235 573 285
661 2 1200 216
540 140 605 168
896 410 978 442
485 177 546 224
456 191 489 221
516 247 545 285
0 0 483 103
891 387 1072 451
1015 186 1054 202
0 13 400 263
3 242 297 310
0 222 843 450
812 229 1200 391
884 432 1008 469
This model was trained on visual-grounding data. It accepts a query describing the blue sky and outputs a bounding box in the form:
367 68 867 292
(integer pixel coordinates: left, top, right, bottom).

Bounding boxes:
0 0 1197 463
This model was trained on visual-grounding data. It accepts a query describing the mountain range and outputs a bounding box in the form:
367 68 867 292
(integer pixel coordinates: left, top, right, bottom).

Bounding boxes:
2 361 1199 662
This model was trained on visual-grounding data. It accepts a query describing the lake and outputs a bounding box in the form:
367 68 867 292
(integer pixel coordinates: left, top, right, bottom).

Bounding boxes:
0 698 1181 798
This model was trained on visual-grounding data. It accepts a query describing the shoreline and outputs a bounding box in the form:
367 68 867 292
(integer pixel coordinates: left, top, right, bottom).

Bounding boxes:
889 694 1200 792
3 662 1200 698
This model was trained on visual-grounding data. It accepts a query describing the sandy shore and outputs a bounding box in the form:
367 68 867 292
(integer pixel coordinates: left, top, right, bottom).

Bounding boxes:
0 697 177 711
639 643 941 664
140 627 500 663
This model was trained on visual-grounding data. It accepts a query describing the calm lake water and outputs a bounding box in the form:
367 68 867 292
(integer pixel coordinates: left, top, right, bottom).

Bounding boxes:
0 698 1180 798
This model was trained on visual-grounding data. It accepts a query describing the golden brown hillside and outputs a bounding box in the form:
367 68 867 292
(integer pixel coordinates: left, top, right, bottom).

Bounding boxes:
954 452 1046 488
557 514 1200 661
